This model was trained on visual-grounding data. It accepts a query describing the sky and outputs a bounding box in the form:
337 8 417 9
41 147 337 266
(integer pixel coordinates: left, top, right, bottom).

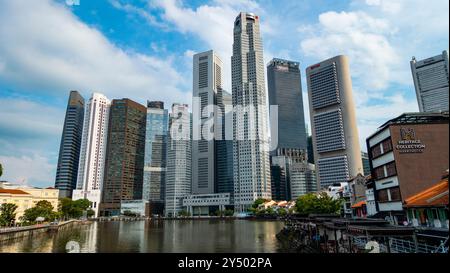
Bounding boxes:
0 0 448 188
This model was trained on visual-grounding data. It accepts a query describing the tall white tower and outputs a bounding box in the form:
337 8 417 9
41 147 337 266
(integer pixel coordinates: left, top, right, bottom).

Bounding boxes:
232 12 271 212
306 55 363 189
73 92 111 217
192 50 223 194
411 50 449 113
165 103 192 217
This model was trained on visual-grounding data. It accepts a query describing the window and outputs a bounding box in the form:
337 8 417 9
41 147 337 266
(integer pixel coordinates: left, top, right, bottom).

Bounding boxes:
382 139 393 153
389 187 401 202
377 189 389 202
386 162 397 177
374 166 385 180
371 144 382 158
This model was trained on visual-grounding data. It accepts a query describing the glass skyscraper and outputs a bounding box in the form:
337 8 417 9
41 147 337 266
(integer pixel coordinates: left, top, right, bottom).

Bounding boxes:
142 101 169 215
55 91 85 198
100 99 147 216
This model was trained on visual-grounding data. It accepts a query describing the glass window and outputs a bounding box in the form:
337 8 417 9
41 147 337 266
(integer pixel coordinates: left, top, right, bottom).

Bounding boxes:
377 189 389 202
371 144 382 158
386 162 397 177
389 187 401 201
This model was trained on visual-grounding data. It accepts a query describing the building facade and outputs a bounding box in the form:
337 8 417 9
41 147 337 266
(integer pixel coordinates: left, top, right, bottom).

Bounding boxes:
306 55 363 189
366 112 449 224
192 50 223 195
73 93 111 217
361 152 371 176
165 104 192 217
411 50 449 113
142 101 169 215
289 162 317 201
267 58 307 151
232 12 272 212
0 185 59 222
55 90 85 198
100 99 147 216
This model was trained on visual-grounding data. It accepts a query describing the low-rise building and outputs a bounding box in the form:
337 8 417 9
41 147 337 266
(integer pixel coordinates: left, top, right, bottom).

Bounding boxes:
366 112 449 225
0 183 59 222
183 193 231 216
404 173 449 229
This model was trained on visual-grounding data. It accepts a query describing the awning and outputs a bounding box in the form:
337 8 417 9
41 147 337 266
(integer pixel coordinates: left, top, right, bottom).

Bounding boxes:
351 200 366 208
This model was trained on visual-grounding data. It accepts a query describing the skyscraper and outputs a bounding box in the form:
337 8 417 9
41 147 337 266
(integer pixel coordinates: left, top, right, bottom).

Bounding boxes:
165 103 192 217
142 101 169 215
192 50 223 195
267 58 307 151
361 151 370 176
289 163 317 200
232 12 271 212
306 55 363 189
100 99 146 216
410 50 449 113
216 89 234 196
55 91 84 198
267 58 309 201
73 92 111 217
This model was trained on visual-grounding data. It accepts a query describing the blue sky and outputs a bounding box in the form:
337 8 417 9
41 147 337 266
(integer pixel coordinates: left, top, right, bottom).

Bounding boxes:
0 0 448 188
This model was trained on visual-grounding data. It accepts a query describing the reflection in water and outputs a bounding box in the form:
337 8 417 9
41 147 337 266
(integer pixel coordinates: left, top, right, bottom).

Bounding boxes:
0 220 284 253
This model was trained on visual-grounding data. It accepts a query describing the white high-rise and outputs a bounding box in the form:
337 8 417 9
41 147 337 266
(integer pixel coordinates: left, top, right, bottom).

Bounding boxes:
73 92 111 217
192 50 223 194
306 55 363 189
232 12 271 212
411 50 449 113
165 103 192 217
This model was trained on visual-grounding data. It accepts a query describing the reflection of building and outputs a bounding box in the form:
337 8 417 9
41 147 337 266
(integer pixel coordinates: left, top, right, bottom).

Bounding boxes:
0 184 59 221
366 112 449 225
165 104 192 217
142 101 169 216
232 12 272 212
73 93 111 217
55 91 85 198
100 99 147 216
306 55 363 189
404 173 448 229
411 51 449 113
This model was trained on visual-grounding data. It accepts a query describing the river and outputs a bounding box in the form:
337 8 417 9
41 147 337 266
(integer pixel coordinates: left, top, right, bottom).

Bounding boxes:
0 219 285 253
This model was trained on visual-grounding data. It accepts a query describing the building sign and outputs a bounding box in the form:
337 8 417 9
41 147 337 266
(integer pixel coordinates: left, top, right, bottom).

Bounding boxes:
396 128 426 153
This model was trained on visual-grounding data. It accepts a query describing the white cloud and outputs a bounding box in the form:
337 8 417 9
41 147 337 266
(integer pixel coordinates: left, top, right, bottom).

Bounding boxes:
149 0 264 91
0 154 55 188
300 11 399 91
0 0 190 106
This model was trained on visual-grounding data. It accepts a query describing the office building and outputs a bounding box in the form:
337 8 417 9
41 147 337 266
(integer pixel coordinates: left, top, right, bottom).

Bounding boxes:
232 12 272 212
361 151 371 176
142 101 169 215
73 93 111 217
306 55 363 189
100 99 147 216
289 163 317 201
267 58 307 151
165 103 192 217
366 112 449 224
55 91 84 198
411 51 449 112
192 50 223 195
307 136 315 164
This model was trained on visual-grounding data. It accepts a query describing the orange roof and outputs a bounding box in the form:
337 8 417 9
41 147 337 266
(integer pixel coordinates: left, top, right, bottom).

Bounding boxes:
351 200 366 208
0 189 31 195
404 178 449 208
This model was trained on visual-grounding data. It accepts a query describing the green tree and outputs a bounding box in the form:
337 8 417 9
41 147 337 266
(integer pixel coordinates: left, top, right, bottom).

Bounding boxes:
296 193 343 215
0 203 18 226
252 198 268 209
278 208 287 216
22 200 57 223
178 210 191 217
224 209 234 216
58 198 92 219
0 163 3 178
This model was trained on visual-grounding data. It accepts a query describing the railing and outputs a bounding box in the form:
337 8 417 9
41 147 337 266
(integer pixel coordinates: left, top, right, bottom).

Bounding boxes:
351 236 446 253
0 224 49 234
